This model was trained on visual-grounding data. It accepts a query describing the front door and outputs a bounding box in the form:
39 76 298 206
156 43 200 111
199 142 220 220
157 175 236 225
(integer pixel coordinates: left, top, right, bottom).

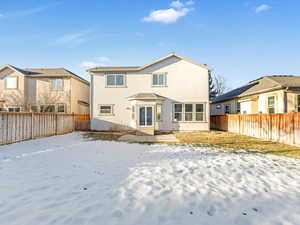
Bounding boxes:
139 106 153 127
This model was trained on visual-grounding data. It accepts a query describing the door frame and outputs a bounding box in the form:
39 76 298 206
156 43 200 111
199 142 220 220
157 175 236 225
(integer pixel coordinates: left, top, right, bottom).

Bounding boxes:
137 105 155 127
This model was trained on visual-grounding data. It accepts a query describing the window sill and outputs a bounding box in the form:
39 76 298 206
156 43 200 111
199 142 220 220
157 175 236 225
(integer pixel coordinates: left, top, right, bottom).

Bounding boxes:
152 85 168 88
172 121 208 123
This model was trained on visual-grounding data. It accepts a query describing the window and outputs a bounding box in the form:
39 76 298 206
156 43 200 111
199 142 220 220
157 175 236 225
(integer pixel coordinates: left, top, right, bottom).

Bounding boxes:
173 103 205 122
5 77 18 89
57 104 65 113
8 107 21 112
225 104 231 114
31 106 38 113
267 96 275 114
216 104 221 110
174 104 183 121
106 74 125 87
156 104 162 121
51 79 63 90
132 106 135 120
40 105 55 113
152 73 166 86
196 104 204 121
99 105 113 115
185 104 193 121
297 95 300 112
236 102 241 113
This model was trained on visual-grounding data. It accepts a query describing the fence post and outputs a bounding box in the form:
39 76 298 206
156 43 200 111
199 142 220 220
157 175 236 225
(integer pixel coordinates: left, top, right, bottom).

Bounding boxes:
72 113 75 132
55 114 58 135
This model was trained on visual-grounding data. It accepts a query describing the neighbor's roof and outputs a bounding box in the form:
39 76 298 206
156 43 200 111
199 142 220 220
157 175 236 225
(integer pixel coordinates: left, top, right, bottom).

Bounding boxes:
213 75 300 103
128 93 166 101
88 53 213 73
0 65 89 85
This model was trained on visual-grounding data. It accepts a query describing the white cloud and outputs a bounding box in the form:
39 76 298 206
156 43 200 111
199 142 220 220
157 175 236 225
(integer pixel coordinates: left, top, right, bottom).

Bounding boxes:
143 8 191 24
55 30 93 45
170 0 184 8
186 0 195 6
255 4 271 13
80 56 112 68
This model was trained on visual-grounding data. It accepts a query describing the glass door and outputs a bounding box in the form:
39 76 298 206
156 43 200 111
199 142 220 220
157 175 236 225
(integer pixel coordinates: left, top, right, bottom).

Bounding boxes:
139 106 153 126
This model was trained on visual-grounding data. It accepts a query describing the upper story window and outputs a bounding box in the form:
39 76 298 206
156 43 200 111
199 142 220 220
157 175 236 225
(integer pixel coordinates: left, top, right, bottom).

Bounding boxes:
51 79 63 90
5 77 18 89
267 96 275 114
106 74 125 87
152 73 167 86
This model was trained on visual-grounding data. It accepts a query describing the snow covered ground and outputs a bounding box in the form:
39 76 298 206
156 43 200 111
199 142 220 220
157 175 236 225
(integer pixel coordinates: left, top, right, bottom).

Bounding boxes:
1 133 300 225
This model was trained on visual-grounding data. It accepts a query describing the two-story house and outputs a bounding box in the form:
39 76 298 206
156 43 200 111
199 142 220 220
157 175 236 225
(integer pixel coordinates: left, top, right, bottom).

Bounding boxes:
88 53 212 135
211 75 300 115
0 65 90 114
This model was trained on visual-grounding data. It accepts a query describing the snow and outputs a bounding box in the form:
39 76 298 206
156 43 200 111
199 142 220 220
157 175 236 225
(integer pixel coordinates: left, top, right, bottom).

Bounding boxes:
1 133 300 225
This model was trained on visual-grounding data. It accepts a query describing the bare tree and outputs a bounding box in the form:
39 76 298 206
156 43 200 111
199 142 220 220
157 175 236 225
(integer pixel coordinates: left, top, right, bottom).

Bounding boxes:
213 75 230 96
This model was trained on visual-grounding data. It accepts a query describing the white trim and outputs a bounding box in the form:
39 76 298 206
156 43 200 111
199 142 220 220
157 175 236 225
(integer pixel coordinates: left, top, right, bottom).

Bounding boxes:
105 74 126 88
99 104 114 116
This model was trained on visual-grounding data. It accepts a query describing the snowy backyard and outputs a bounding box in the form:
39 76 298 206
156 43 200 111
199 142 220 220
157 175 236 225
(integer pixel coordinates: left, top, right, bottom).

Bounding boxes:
1 132 300 225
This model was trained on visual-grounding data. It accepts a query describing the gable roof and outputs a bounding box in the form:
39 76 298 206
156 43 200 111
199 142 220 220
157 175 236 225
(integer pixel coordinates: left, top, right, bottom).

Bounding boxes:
212 75 300 103
0 65 89 85
87 53 213 73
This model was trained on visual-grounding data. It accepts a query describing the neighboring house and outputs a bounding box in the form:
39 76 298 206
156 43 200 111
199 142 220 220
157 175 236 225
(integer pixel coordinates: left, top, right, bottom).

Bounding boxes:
211 75 300 115
0 65 90 114
88 53 212 134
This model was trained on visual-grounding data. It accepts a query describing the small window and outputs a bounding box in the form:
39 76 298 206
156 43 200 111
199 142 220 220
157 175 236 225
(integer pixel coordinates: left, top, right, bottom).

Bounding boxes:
174 104 183 121
297 95 300 112
52 79 63 90
106 74 125 87
57 104 65 113
216 104 221 110
236 102 241 113
5 77 18 89
40 105 55 113
152 73 166 86
31 106 38 113
225 104 231 114
185 104 193 121
99 105 113 115
268 96 275 114
132 106 135 120
8 107 21 112
156 104 162 121
196 104 205 121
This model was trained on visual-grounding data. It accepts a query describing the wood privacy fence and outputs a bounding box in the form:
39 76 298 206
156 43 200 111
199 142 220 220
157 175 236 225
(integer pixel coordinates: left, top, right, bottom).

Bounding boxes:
0 112 90 145
210 113 300 146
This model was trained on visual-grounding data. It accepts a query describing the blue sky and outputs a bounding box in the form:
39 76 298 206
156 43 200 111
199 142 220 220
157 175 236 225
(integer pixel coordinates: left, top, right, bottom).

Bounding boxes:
0 0 299 88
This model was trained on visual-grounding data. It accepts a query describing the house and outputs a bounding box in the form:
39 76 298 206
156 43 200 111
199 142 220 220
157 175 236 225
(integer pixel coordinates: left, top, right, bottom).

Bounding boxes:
88 53 212 135
0 65 90 114
211 75 300 115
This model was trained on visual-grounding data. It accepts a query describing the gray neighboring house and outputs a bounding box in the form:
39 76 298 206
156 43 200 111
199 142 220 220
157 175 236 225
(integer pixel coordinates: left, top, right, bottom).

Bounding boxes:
211 75 300 115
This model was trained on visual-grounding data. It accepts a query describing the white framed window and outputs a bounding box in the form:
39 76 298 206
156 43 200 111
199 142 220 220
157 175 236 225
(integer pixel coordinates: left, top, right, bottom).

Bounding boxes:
173 103 206 122
8 107 21 112
152 73 167 86
106 74 125 87
216 104 221 110
51 79 63 90
99 105 114 115
57 103 66 113
40 105 55 113
267 96 275 114
156 104 162 121
225 104 231 114
236 102 241 113
5 77 18 89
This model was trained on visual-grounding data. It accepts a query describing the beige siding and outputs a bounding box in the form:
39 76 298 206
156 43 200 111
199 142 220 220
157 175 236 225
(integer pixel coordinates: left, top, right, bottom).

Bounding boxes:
0 71 26 109
211 99 238 115
91 57 210 131
70 78 90 114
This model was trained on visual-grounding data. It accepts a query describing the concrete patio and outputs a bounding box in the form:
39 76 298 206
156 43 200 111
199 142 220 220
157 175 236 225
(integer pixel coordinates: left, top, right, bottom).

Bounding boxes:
118 133 179 143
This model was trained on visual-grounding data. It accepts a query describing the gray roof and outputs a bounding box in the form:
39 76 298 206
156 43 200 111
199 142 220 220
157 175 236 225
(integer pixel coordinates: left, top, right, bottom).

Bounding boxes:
213 75 300 103
128 93 166 100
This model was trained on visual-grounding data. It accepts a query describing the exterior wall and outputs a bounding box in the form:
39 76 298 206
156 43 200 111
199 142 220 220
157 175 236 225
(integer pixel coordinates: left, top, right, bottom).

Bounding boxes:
70 78 90 114
210 99 238 115
239 96 258 114
257 90 285 114
29 77 72 113
0 70 26 110
91 57 210 131
286 91 300 113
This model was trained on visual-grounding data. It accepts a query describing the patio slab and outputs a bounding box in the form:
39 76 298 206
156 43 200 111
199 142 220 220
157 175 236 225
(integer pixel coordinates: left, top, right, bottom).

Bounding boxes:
118 133 179 143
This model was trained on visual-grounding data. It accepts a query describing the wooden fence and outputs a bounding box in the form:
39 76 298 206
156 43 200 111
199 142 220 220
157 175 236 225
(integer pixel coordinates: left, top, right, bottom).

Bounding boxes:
210 113 300 146
0 112 90 145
